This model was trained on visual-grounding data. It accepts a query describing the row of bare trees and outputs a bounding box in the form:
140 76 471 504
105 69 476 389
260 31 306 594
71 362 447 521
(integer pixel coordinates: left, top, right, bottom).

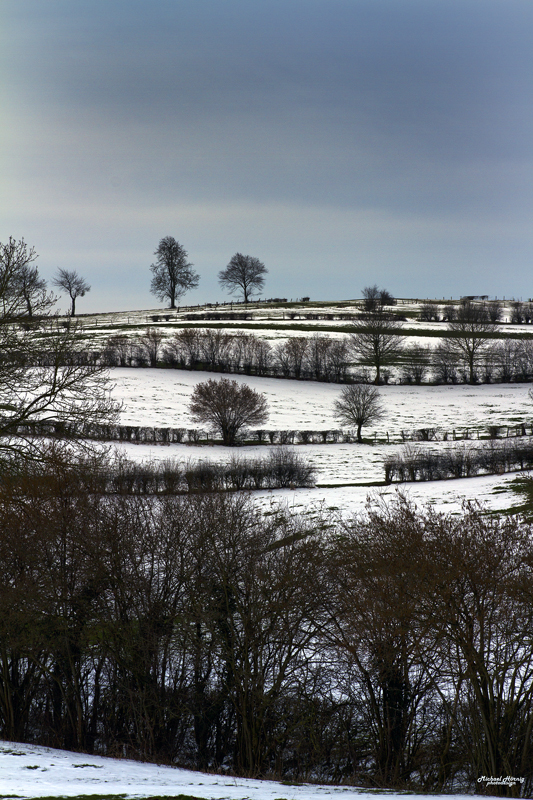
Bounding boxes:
402 338 533 385
0 449 315 495
1 451 532 795
0 236 91 317
103 328 352 381
102 305 533 386
384 439 533 482
419 299 533 325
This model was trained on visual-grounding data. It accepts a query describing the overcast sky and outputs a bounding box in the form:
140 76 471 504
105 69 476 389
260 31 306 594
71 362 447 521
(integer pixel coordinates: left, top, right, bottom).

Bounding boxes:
2 0 532 312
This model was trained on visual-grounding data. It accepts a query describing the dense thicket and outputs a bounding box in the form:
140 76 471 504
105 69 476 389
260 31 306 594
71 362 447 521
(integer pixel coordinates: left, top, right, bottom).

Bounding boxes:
1 457 532 797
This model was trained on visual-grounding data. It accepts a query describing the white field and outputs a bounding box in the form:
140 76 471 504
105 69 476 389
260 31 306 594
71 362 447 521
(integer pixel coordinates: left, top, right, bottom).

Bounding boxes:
107 368 531 514
111 367 532 434
0 740 476 800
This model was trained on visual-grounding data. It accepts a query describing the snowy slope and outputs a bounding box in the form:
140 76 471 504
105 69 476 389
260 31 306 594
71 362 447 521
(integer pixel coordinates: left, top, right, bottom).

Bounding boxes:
110 368 532 437
0 741 475 800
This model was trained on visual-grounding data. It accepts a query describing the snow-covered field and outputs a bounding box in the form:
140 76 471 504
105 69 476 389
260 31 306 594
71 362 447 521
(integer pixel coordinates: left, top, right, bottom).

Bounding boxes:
106 368 531 513
0 741 475 800
111 368 532 438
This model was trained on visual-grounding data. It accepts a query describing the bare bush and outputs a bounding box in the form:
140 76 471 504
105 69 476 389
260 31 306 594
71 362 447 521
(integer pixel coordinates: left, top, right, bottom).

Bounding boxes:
189 378 268 445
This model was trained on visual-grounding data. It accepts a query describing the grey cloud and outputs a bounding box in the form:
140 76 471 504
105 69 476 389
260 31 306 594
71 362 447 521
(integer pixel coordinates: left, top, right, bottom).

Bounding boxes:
2 0 533 309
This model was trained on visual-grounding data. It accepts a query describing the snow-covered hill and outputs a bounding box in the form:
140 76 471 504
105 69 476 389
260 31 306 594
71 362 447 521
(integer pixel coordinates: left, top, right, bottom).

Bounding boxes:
0 740 475 800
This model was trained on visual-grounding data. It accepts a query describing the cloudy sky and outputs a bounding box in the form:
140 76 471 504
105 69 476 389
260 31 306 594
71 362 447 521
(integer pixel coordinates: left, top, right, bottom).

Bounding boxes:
2 0 532 312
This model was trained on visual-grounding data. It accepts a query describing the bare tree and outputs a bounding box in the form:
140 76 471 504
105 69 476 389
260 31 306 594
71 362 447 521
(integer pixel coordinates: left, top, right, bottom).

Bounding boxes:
379 288 395 307
421 504 533 786
305 333 332 380
441 302 457 322
0 320 119 460
199 329 233 370
0 237 54 319
486 299 503 324
324 496 438 787
401 344 431 385
274 337 309 378
362 285 395 312
219 253 267 303
349 314 404 384
53 268 90 316
432 341 459 384
15 263 55 318
189 378 268 445
362 284 381 312
419 302 440 322
103 334 136 367
136 328 164 367
150 236 199 309
445 301 496 383
333 384 384 442
0 240 118 461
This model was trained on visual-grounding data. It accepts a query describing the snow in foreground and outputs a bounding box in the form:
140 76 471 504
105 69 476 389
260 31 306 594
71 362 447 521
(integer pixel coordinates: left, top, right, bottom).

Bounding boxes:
0 741 473 800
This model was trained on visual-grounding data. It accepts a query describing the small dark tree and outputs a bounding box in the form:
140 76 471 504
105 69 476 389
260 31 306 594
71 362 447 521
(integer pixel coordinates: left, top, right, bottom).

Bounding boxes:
150 236 199 309
362 284 381 312
379 288 395 307
401 344 431 385
52 268 90 316
137 328 164 367
349 314 405 384
510 301 524 325
219 253 267 303
333 384 384 442
362 285 395 312
486 299 503 324
445 301 496 384
189 378 269 445
419 303 440 322
0 237 54 318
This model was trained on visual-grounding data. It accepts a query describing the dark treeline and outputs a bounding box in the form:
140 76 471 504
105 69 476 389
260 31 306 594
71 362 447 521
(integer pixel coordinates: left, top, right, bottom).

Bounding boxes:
17 323 533 385
385 438 533 483
101 327 533 385
103 328 352 381
1 453 532 796
0 449 316 494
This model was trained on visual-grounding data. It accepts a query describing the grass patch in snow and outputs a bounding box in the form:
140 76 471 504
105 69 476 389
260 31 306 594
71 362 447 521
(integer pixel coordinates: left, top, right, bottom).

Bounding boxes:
504 475 533 517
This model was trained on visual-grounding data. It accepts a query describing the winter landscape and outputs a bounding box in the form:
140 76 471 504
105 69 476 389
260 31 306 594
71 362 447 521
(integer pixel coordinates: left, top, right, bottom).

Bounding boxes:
2 284 533 799
3 1 533 796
